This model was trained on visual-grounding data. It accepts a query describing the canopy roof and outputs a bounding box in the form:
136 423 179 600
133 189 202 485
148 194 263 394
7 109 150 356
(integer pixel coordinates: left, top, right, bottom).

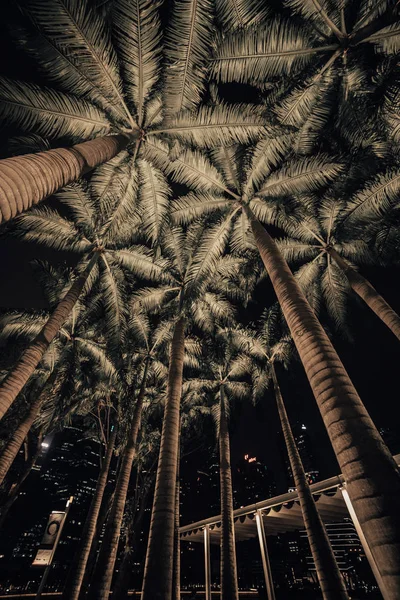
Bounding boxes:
180 454 400 544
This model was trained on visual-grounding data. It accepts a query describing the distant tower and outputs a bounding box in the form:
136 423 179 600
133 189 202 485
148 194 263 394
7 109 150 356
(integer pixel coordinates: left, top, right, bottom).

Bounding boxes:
278 422 320 490
233 454 276 508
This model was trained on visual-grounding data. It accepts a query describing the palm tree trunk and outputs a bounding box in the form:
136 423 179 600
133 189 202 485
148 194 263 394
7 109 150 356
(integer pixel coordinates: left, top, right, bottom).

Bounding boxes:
328 247 400 342
245 205 400 595
0 429 44 531
112 474 154 600
219 385 239 600
0 253 99 421
271 363 348 599
81 488 116 599
0 371 57 486
63 425 118 600
95 358 150 600
172 434 181 600
0 132 137 224
142 316 186 600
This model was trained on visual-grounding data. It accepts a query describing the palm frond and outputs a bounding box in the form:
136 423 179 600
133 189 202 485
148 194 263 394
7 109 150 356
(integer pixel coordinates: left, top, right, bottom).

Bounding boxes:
342 169 400 225
12 23 124 123
215 0 270 30
23 0 134 127
153 103 268 147
14 208 92 254
0 77 110 141
211 20 332 84
259 156 342 197
276 238 320 263
6 134 50 156
163 0 214 115
137 158 170 245
171 192 231 225
113 0 162 125
98 256 127 346
115 247 174 283
321 258 350 331
55 183 96 238
244 133 294 198
133 286 180 312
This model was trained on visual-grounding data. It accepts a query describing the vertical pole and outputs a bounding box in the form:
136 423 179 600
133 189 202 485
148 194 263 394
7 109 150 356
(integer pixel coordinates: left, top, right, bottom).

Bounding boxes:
204 525 212 600
340 485 390 600
255 509 276 600
36 496 73 599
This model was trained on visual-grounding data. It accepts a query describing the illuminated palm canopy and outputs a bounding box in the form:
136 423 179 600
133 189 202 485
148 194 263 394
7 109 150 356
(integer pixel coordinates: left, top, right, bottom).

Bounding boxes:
0 0 400 599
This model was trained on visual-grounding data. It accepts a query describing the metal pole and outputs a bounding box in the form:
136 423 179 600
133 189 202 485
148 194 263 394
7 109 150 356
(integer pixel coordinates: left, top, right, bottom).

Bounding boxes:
36 496 73 599
340 485 390 600
204 525 212 600
255 509 276 600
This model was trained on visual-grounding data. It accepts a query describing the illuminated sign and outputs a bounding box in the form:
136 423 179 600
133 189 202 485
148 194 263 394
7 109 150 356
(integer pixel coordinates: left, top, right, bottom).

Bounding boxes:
244 454 257 463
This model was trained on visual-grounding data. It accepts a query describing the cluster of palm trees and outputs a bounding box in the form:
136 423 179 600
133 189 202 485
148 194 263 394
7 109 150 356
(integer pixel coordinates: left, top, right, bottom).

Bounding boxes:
0 0 399 598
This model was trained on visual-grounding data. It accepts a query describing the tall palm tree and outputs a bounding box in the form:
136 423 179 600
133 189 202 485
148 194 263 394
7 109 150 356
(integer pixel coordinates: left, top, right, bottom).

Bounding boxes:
112 427 159 600
0 180 166 420
93 311 170 600
0 0 266 224
64 410 118 600
184 328 253 600
140 226 237 600
0 261 117 461
171 141 400 591
276 189 400 341
212 0 400 157
239 310 348 599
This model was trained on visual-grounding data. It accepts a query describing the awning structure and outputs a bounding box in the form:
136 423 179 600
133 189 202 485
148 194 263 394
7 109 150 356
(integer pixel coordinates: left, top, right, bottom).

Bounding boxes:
179 453 400 544
179 454 400 600
180 475 347 544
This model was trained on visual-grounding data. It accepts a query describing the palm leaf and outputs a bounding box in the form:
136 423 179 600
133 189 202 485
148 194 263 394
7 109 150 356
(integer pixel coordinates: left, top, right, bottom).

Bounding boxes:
211 20 335 84
0 77 110 141
259 156 342 197
215 0 270 30
163 0 214 115
152 103 267 147
137 159 170 245
113 0 162 125
342 169 400 225
244 133 294 198
23 0 134 127
14 208 92 254
171 192 231 225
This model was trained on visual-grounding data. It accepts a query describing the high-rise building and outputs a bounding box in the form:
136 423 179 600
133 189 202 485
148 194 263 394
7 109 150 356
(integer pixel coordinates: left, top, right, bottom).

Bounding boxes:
0 427 117 594
233 454 276 508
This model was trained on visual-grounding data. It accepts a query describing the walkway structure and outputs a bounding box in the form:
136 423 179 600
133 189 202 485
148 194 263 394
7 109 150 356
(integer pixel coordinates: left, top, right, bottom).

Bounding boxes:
179 454 400 600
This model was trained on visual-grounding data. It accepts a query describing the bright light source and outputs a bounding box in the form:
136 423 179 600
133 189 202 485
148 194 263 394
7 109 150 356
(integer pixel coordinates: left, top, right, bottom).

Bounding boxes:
41 442 49 448
301 424 307 430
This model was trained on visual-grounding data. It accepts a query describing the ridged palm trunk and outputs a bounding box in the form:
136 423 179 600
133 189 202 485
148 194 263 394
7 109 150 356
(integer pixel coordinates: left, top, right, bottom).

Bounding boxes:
142 316 186 600
271 363 348 599
0 132 136 224
0 253 99 421
245 206 400 595
219 385 239 600
0 430 43 531
328 247 400 342
172 435 181 600
96 358 150 600
63 425 117 600
0 370 56 486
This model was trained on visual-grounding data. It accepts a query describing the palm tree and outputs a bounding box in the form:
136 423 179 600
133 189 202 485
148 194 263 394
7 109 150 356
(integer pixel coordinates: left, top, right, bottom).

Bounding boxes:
276 190 400 341
171 141 400 591
0 267 117 474
93 308 187 600
211 0 400 157
0 179 166 421
0 0 266 224
184 328 253 600
239 310 348 599
112 427 159 600
64 413 118 600
140 226 237 600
